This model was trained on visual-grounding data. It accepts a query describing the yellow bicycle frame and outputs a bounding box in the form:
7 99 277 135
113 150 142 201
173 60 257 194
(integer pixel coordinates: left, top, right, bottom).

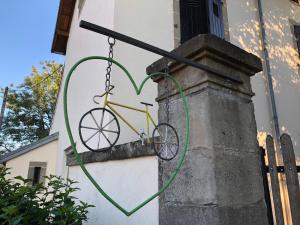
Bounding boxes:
102 91 156 143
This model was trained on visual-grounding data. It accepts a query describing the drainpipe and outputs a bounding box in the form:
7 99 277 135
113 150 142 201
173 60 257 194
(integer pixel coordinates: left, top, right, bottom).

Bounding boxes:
257 0 281 144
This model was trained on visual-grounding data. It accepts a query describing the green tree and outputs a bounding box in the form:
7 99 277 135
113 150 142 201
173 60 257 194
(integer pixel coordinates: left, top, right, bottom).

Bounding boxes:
0 61 63 153
0 167 94 225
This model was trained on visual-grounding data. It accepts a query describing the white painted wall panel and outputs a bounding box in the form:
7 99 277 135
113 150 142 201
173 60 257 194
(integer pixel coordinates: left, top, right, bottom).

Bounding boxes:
69 157 158 225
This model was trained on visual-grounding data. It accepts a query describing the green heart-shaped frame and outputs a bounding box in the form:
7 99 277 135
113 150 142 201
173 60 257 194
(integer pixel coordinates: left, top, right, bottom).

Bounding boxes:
63 56 190 216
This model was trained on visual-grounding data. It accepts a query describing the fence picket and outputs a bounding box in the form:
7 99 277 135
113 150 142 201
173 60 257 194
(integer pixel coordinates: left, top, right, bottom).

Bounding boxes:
266 135 285 225
260 147 275 225
281 133 300 225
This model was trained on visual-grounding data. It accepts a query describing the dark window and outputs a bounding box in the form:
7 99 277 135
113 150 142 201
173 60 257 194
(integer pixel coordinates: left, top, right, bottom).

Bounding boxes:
180 0 224 43
32 167 41 186
294 25 300 55
27 162 47 186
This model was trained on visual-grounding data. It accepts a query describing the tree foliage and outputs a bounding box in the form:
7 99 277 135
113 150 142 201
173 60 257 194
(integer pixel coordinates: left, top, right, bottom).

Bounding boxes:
0 61 63 153
0 167 94 225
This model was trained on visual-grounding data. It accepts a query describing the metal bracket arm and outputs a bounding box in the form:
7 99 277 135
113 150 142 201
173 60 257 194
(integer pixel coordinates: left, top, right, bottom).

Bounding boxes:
79 20 243 84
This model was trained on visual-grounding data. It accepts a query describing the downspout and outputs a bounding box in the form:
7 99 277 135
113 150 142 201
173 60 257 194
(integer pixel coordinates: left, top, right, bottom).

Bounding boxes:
257 0 281 144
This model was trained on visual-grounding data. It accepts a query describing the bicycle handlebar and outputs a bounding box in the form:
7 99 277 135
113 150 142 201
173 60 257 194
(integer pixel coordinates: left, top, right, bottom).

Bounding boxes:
93 85 115 104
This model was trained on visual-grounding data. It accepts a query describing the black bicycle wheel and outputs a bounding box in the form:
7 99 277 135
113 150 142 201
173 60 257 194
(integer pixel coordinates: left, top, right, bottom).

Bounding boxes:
152 123 179 161
79 108 120 152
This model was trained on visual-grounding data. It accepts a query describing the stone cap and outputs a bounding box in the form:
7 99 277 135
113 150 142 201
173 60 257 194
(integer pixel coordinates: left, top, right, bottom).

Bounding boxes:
146 34 262 75
66 138 155 166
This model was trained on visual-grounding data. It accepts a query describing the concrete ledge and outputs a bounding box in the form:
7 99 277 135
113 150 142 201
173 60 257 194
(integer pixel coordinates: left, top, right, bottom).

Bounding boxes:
146 34 262 75
66 139 155 166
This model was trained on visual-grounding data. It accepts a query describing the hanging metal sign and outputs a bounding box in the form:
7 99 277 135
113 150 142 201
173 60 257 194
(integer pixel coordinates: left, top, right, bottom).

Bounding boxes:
63 21 190 216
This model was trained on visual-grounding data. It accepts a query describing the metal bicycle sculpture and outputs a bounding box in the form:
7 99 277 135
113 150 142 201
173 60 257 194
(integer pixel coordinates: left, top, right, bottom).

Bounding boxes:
78 38 179 161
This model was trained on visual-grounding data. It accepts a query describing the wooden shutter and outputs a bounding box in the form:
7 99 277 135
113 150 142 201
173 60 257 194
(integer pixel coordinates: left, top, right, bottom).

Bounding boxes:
180 0 224 43
180 0 209 43
208 0 224 38
294 25 300 55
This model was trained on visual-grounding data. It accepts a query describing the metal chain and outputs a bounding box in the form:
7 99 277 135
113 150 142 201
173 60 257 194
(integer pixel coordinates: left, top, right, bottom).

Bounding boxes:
164 60 170 124
105 37 116 92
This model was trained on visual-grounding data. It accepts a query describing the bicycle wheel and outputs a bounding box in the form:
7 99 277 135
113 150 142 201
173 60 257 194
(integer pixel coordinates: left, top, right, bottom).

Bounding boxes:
152 123 179 161
79 108 120 152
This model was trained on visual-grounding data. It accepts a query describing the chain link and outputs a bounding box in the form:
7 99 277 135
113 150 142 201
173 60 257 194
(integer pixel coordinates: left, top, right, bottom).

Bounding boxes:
164 60 170 124
105 37 116 92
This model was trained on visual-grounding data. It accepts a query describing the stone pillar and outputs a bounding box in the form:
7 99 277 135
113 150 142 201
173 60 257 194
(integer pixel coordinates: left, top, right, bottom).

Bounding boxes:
147 35 269 225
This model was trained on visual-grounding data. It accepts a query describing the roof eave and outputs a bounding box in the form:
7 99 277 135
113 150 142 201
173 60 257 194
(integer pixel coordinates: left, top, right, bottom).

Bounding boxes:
0 133 59 164
51 0 76 55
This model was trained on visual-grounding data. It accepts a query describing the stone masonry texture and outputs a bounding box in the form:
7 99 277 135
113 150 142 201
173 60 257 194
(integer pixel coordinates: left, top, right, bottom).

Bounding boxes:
148 34 269 225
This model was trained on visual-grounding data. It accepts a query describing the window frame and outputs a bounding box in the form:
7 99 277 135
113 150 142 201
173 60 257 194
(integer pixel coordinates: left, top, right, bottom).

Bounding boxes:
27 162 47 186
177 0 226 45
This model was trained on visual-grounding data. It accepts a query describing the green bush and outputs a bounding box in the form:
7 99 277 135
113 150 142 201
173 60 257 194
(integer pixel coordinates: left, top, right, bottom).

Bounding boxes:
0 167 94 225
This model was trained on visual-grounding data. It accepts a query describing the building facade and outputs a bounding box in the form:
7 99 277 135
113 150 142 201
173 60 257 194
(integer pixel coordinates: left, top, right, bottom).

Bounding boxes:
50 0 300 224
0 133 59 185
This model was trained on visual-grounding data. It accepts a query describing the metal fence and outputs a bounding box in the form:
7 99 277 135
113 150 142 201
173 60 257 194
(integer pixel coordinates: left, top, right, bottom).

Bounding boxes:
260 134 300 225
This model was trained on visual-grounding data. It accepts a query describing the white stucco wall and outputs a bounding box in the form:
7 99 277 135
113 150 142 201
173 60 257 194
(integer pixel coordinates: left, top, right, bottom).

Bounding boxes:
226 0 273 144
69 157 158 225
226 0 300 157
262 0 300 153
5 140 58 180
51 0 116 177
111 0 174 144
50 0 173 224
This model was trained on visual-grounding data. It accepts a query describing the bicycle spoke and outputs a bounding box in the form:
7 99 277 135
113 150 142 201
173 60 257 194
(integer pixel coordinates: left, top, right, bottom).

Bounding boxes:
155 143 166 154
81 126 99 131
100 108 105 128
166 134 176 143
102 129 119 134
154 142 165 148
85 130 99 143
159 142 176 159
156 129 164 138
102 118 116 129
97 132 101 149
166 142 178 146
157 129 170 143
164 127 168 141
90 112 101 129
166 144 176 156
80 108 120 151
101 131 112 146
162 148 168 158
153 124 178 160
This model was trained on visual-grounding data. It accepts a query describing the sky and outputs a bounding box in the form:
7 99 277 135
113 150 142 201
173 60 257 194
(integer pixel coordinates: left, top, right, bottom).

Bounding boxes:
0 1 64 92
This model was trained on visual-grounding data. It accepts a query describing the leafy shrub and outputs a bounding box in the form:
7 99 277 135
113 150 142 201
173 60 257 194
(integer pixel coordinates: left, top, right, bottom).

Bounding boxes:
0 167 94 225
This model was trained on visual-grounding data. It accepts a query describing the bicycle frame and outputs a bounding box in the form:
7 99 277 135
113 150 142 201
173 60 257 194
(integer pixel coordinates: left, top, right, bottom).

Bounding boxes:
102 92 156 143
